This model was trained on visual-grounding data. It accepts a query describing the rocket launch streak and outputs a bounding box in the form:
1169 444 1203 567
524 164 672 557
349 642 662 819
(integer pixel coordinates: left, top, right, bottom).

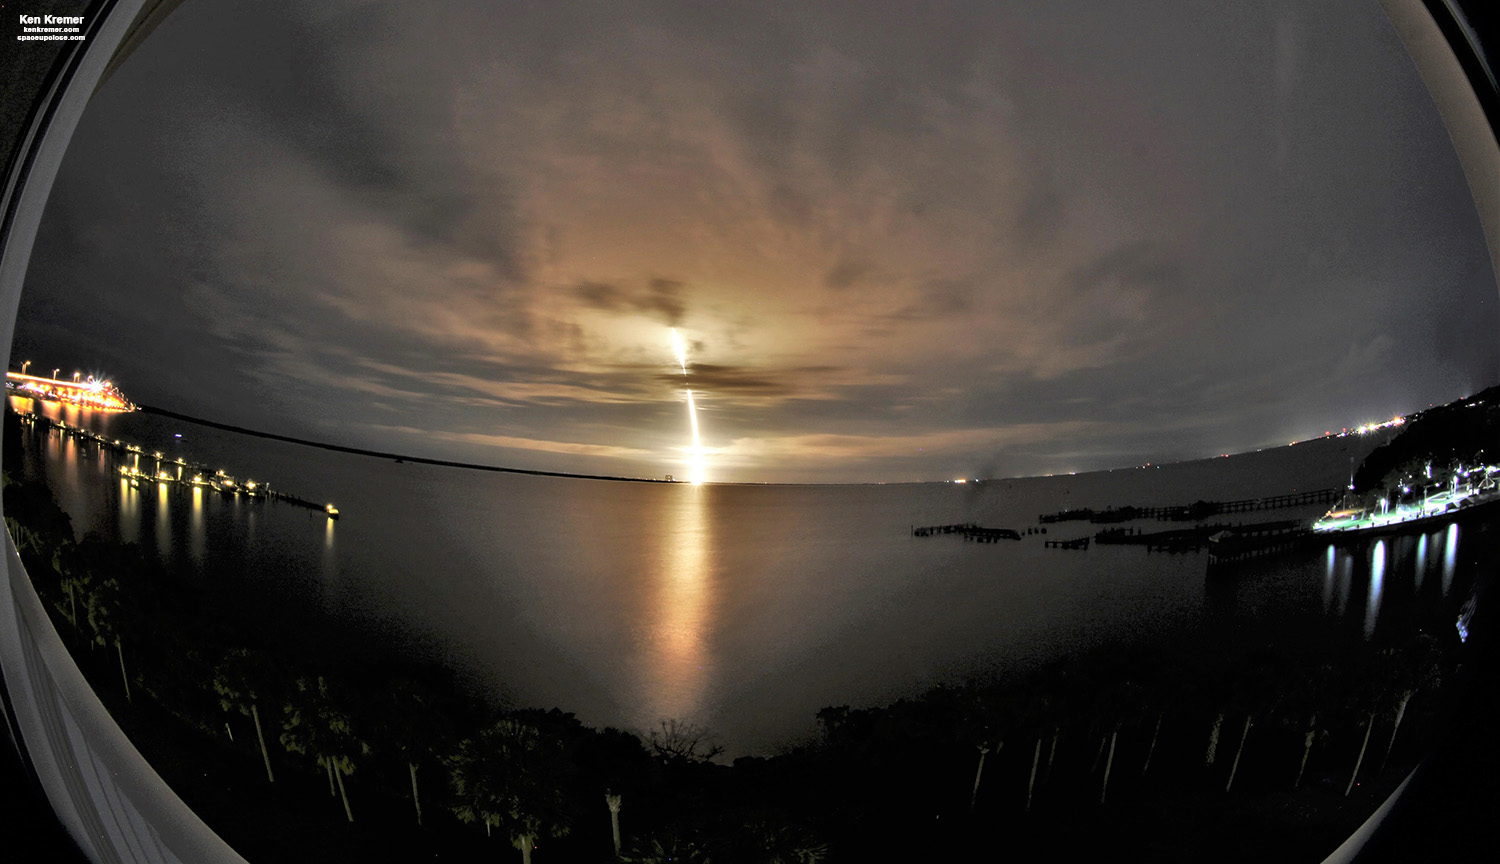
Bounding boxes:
670 328 705 484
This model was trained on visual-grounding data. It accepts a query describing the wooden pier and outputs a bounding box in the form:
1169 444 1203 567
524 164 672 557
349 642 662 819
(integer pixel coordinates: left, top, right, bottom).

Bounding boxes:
1038 508 1095 524
911 523 1022 543
963 527 1021 543
1206 520 1317 565
1039 488 1339 525
1155 489 1339 521
911 522 979 537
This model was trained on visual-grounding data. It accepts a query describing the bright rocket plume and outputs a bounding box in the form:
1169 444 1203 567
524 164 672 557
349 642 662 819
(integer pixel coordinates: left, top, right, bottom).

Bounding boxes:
671 328 689 375
670 328 705 484
687 391 703 483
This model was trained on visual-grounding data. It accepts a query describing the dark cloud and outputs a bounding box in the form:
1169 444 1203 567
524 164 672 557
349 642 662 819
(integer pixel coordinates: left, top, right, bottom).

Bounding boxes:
640 279 688 327
572 278 688 326
823 258 869 291
654 363 845 399
887 279 975 322
573 281 627 312
1057 241 1185 349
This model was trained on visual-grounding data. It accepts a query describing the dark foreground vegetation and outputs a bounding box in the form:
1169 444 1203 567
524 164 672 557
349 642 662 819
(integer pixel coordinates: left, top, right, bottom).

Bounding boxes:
1 445 1480 863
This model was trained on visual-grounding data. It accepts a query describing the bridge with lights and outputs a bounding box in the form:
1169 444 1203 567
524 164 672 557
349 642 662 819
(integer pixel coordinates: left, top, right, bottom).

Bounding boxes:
5 364 135 411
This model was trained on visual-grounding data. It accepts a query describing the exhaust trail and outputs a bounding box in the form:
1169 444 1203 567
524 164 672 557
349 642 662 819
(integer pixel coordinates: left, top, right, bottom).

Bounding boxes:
670 328 705 484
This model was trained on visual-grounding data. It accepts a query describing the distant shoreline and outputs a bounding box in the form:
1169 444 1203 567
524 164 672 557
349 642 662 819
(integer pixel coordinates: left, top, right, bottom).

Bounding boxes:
136 402 1372 489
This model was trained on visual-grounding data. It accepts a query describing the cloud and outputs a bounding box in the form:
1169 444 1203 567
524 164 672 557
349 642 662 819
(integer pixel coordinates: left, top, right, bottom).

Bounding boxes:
822 258 869 291
640 279 687 326
12 0 1495 482
571 278 687 326
708 419 1114 479
371 425 653 459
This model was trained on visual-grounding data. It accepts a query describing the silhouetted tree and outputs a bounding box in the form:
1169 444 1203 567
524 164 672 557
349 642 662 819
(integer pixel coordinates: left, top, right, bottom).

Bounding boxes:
1282 664 1337 790
368 675 458 827
213 648 280 784
620 824 713 864
446 719 573 864
85 573 131 702
1376 636 1444 773
648 719 724 765
606 792 623 858
281 674 370 821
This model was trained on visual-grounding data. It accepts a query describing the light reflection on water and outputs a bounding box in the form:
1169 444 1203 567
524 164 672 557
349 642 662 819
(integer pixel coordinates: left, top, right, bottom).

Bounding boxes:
1415 533 1428 591
1442 523 1459 596
156 480 172 553
190 486 205 565
1334 552 1354 616
117 476 139 544
1365 540 1385 639
649 484 713 721
1322 545 1335 611
322 516 337 581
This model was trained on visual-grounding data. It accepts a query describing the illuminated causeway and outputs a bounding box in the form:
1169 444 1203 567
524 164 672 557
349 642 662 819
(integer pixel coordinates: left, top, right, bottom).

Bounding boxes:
6 368 136 411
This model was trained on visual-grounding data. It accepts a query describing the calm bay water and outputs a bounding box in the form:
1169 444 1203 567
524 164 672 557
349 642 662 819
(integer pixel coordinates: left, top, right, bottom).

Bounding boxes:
9 397 1483 755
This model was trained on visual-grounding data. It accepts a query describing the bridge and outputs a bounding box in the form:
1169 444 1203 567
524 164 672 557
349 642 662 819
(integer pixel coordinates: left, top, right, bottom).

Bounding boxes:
5 368 135 411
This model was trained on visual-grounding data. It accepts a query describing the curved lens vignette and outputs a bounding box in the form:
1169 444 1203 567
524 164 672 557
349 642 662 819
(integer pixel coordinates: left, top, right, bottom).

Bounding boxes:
3 2 1497 862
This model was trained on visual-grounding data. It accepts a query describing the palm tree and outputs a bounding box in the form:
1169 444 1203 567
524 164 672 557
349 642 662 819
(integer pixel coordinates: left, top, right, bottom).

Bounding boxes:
1204 712 1224 768
1376 636 1443 773
1026 737 1042 812
1281 664 1336 790
1088 664 1146 805
446 719 573 864
84 574 131 702
1134 654 1185 779
1215 651 1286 793
620 827 713 864
1140 708 1165 776
1345 711 1376 797
45 538 88 638
1223 716 1253 794
370 676 456 827
1336 651 1389 798
280 674 370 821
970 742 993 813
213 648 280 784
744 814 830 864
605 792 623 858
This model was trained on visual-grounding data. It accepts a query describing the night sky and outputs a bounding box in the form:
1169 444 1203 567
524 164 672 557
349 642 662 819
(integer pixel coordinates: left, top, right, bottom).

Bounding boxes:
12 0 1498 483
